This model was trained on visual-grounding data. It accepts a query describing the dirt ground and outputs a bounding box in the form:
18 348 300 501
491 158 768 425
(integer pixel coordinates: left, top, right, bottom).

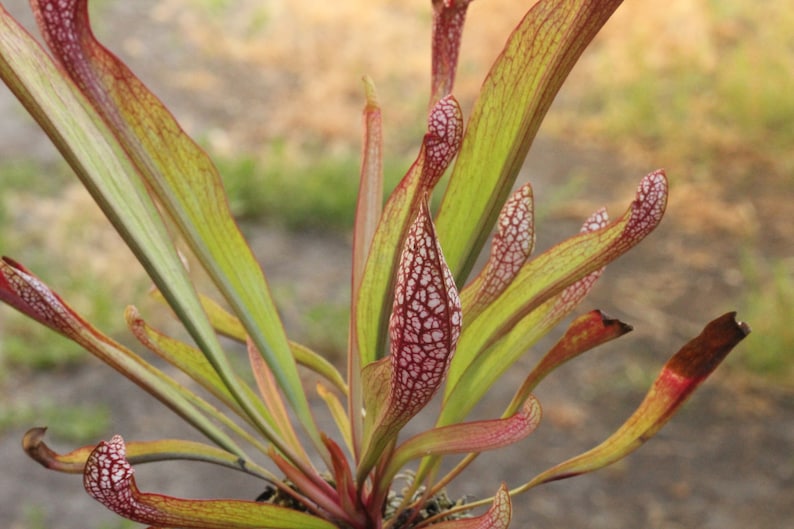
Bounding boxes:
1 1 793 528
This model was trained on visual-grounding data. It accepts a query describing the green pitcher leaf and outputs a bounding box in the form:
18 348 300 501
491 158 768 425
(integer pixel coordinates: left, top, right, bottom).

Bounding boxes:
444 170 667 421
435 0 624 281
30 0 318 444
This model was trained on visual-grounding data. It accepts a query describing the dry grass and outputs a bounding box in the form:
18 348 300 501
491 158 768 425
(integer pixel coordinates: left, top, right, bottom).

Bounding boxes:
555 0 794 185
147 0 530 155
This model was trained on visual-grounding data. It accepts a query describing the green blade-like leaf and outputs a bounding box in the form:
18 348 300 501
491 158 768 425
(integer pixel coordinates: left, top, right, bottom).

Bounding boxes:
0 5 280 454
126 307 300 461
189 291 347 395
0 8 199 331
352 76 385 304
126 306 251 419
440 207 611 423
30 0 318 445
515 312 750 492
349 75 384 455
84 436 337 529
246 338 312 468
23 428 275 481
435 0 624 281
317 384 353 455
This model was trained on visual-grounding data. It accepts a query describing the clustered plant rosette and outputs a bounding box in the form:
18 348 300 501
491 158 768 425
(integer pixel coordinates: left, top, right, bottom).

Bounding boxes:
0 1 749 528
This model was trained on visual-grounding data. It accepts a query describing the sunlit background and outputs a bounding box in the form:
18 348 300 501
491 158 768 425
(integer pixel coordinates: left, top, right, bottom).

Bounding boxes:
1 1 791 528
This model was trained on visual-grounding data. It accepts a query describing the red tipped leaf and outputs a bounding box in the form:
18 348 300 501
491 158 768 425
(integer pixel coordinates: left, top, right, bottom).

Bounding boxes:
518 312 750 490
1 258 250 456
30 0 318 444
0 257 90 340
506 310 633 414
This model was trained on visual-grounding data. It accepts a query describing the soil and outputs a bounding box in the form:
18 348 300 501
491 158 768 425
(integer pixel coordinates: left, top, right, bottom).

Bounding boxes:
1 1 793 528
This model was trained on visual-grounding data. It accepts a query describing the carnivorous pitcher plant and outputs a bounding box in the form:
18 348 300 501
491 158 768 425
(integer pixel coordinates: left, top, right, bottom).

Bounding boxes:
0 1 749 528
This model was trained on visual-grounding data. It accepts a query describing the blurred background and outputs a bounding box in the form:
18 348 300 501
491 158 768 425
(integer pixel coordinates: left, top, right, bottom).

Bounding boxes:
0 1 792 528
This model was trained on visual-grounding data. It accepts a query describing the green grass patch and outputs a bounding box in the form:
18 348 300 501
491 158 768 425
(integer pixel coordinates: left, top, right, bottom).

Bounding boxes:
0 159 150 375
302 301 350 361
218 147 411 232
18 505 138 529
0 158 72 194
1 321 86 373
733 253 794 385
0 400 110 444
